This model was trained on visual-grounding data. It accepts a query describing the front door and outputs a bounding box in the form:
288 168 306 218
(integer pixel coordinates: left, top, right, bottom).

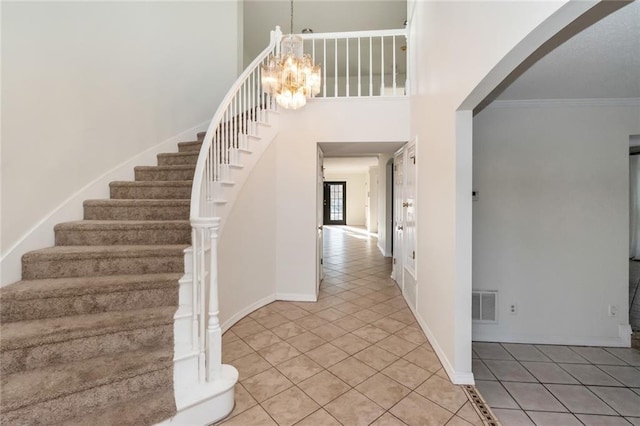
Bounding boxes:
323 182 347 225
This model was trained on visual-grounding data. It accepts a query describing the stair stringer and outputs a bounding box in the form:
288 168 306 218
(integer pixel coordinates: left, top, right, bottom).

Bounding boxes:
162 110 279 426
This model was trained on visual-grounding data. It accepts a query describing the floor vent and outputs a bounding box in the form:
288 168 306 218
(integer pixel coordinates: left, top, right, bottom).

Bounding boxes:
472 290 498 323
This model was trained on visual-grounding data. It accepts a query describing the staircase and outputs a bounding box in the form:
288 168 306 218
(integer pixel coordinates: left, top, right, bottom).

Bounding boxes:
0 133 205 425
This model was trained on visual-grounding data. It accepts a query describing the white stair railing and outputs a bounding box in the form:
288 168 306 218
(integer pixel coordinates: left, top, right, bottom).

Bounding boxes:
187 26 407 384
189 27 281 382
301 28 408 98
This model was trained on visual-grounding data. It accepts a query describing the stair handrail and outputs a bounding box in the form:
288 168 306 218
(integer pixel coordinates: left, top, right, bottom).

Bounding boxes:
189 27 282 383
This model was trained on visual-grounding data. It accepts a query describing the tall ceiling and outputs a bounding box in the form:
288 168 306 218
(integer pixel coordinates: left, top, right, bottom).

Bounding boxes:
243 0 407 65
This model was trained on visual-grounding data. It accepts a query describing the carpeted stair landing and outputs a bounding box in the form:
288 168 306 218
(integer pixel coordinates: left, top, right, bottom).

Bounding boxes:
0 133 205 425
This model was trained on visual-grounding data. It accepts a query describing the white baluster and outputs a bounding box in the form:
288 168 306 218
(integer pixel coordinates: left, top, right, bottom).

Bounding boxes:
323 39 327 97
358 37 361 97
369 37 373 96
345 38 349 97
392 35 397 96
380 36 385 95
334 38 338 97
206 218 222 381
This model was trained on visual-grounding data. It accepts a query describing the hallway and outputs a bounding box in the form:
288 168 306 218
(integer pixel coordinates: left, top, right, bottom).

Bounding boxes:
218 226 485 425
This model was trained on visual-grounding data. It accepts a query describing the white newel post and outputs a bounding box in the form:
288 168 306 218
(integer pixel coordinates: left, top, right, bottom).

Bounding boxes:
206 217 222 382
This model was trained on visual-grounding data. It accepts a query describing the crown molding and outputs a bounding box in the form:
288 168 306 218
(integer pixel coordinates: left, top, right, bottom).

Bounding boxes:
488 97 640 109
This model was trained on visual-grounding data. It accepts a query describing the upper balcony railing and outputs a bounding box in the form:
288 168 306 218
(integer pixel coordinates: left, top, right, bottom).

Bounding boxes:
301 28 408 98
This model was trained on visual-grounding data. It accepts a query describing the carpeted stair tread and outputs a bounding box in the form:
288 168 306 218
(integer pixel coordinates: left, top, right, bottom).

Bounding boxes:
1 348 173 413
1 306 176 352
109 180 192 199
83 199 190 221
134 165 195 181
157 151 199 166
178 141 202 152
55 220 191 245
23 244 189 260
0 273 181 322
63 387 176 426
22 245 188 279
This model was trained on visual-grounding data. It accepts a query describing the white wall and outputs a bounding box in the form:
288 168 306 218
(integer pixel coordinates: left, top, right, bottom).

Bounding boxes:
276 98 409 299
324 172 367 226
377 155 393 256
406 0 589 383
473 102 640 346
1 1 240 284
368 166 379 234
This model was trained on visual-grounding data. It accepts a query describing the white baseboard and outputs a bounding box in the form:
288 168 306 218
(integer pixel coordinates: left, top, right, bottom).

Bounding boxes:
473 328 632 348
276 292 317 302
221 294 276 333
1 121 209 287
405 297 475 385
377 242 386 257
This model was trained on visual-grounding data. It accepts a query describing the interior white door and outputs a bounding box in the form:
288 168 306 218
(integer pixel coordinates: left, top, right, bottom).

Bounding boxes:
317 147 325 296
393 150 404 287
403 143 417 309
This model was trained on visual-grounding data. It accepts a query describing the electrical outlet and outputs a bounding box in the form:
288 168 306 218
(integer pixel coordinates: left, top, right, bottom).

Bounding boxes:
509 304 517 315
608 305 617 317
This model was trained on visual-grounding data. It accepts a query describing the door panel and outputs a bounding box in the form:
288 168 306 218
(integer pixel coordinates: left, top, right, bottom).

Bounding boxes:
317 148 325 295
323 182 347 225
393 152 404 285
404 145 416 278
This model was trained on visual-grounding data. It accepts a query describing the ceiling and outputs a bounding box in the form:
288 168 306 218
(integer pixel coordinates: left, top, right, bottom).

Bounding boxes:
243 0 407 66
323 156 378 174
496 1 640 100
320 141 405 174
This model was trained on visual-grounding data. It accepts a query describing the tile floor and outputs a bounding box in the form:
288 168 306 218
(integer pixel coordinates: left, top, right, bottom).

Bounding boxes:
217 226 484 426
473 341 640 425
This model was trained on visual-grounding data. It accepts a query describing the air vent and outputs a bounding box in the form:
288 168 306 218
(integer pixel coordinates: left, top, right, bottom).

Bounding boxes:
472 290 498 323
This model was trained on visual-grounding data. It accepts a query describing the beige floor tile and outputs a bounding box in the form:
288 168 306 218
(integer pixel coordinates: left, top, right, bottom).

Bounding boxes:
222 339 255 363
315 307 349 321
325 389 386 426
287 331 326 353
262 387 319 426
223 384 257 420
249 306 276 320
306 343 349 368
243 330 283 351
372 317 408 334
352 324 390 344
258 341 302 365
404 345 443 372
218 405 277 425
445 416 474 426
241 368 293 402
456 402 484 426
394 326 427 345
382 359 432 389
352 309 386 323
297 314 328 330
332 315 367 332
333 301 365 315
259 312 290 329
298 370 351 405
276 354 324 383
328 356 377 386
271 321 308 340
388 309 417 325
231 320 268 339
356 373 411 409
370 413 409 425
390 392 454 426
280 307 309 321
294 409 342 426
222 330 240 344
353 345 399 371
311 323 347 341
232 352 272 381
415 375 468 413
331 333 371 354
376 335 418 357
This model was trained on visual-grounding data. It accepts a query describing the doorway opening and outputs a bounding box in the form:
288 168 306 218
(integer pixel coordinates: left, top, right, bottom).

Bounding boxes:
323 182 347 225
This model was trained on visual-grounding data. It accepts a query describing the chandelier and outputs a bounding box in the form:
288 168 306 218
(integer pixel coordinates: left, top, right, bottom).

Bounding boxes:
261 0 321 110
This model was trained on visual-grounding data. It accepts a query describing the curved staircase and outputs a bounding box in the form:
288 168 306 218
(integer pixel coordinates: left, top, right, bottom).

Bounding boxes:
0 133 205 425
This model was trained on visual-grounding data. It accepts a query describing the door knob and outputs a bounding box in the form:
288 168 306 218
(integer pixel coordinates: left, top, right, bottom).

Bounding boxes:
398 226 404 230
